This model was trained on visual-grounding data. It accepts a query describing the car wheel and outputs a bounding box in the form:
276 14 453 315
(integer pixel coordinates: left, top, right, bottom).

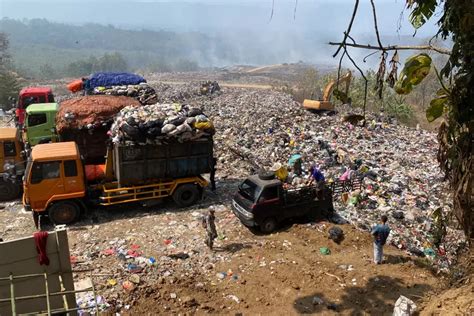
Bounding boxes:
172 184 200 207
0 180 20 201
48 201 80 225
260 217 277 234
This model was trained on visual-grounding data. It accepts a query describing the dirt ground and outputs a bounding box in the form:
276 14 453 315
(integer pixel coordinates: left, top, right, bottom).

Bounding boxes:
133 226 441 315
0 193 443 315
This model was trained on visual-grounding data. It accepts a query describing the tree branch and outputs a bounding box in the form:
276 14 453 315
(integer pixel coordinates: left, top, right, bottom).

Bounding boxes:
370 0 384 50
333 0 360 58
328 42 451 55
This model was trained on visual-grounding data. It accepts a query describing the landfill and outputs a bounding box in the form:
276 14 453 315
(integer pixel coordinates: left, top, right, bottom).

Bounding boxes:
0 80 467 314
109 103 215 145
148 83 465 270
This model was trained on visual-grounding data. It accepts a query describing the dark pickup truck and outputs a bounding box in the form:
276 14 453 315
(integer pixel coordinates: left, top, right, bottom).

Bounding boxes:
231 174 335 233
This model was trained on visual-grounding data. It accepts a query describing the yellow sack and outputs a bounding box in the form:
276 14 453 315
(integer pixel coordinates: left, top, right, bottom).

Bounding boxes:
194 121 215 133
275 167 288 182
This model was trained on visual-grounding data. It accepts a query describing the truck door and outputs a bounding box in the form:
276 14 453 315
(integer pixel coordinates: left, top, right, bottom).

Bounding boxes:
62 160 84 193
26 113 52 145
255 185 281 221
26 160 64 210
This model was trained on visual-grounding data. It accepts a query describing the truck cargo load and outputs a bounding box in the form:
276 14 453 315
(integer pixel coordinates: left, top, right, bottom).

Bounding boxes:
56 95 140 164
84 72 146 92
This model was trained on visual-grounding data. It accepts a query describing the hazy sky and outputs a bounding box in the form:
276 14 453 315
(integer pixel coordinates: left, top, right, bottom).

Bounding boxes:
0 0 444 68
0 0 438 36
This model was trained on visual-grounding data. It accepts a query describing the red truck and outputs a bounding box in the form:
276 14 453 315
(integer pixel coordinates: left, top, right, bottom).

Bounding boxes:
16 87 55 125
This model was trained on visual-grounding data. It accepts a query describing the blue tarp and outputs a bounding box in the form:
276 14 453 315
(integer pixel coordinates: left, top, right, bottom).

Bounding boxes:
85 72 146 90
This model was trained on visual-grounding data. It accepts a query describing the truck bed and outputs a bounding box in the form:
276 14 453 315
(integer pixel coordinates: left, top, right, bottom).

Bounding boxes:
113 138 213 185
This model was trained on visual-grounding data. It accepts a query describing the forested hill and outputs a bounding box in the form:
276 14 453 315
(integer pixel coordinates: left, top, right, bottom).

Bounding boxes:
0 18 233 77
1 18 434 79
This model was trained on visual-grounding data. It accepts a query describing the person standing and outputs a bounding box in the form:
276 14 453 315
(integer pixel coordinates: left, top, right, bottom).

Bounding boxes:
371 215 391 264
203 209 218 250
308 165 325 200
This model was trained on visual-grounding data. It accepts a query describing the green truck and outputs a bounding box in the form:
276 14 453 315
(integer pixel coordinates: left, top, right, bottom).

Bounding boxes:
23 103 59 147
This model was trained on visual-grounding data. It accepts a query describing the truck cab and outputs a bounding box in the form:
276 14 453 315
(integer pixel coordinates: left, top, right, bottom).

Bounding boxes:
23 142 86 226
0 127 25 200
16 87 55 126
24 103 59 147
232 174 334 233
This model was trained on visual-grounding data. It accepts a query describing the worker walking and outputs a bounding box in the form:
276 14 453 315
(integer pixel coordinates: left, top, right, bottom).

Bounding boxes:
203 209 218 250
371 215 391 264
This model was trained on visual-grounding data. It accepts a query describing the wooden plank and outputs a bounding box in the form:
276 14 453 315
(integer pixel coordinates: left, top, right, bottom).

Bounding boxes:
0 229 76 316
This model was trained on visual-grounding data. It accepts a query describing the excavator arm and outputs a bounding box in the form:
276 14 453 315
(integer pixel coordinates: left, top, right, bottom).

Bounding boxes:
303 71 352 111
322 72 352 101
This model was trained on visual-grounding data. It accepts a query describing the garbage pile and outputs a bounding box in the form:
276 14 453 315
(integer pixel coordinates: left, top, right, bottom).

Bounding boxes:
200 81 221 95
178 88 464 270
92 83 158 105
109 103 215 145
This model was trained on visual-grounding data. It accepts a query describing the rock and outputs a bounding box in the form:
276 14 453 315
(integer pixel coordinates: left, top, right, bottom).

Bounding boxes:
129 274 140 284
182 296 198 307
393 295 417 316
312 296 324 305
170 293 177 299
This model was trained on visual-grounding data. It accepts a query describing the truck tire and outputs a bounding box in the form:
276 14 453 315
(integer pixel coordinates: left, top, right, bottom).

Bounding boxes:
260 217 277 234
48 201 80 225
173 184 200 208
258 171 275 180
0 180 20 201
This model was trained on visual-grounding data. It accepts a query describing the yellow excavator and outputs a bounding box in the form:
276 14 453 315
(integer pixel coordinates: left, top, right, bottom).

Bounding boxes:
303 71 352 111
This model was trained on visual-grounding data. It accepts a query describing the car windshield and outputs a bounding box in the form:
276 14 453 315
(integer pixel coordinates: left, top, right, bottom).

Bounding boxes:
239 179 259 202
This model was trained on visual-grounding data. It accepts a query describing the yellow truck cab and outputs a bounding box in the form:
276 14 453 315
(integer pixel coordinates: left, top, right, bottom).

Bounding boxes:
0 127 25 200
23 142 85 226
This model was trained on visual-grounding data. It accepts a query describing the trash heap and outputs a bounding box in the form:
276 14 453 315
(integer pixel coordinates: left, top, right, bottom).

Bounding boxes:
92 83 158 105
200 81 221 95
109 103 215 145
176 88 464 270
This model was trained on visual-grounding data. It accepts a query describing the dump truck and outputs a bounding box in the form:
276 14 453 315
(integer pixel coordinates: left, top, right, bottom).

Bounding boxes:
231 173 335 233
0 127 25 200
23 138 213 226
303 72 352 111
15 87 55 126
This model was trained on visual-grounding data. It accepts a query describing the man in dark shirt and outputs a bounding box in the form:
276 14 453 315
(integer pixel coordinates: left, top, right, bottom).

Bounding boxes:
371 215 391 264
203 209 218 250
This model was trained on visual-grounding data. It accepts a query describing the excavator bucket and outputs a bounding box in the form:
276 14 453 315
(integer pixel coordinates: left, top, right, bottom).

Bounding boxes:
302 100 334 111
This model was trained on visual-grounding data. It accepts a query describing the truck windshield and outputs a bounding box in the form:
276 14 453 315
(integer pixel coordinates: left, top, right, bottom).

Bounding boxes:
238 179 259 202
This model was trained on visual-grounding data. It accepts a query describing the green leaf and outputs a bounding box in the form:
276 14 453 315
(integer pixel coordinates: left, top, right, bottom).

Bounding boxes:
426 97 447 122
408 0 437 29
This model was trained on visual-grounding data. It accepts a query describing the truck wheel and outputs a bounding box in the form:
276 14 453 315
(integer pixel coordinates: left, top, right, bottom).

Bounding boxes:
0 180 20 201
48 201 80 225
260 217 277 234
258 171 275 180
173 184 200 207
